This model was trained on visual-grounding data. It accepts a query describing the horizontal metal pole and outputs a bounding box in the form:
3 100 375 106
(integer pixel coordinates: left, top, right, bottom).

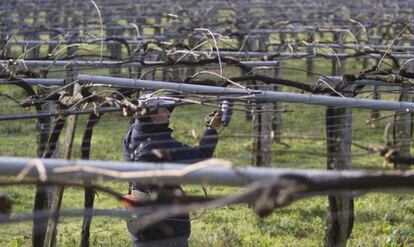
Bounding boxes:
8 40 148 45
78 74 414 111
311 43 414 51
250 27 358 34
0 107 120 121
1 60 279 68
0 78 65 86
318 76 406 86
6 34 169 45
263 42 414 52
197 51 414 60
0 156 392 186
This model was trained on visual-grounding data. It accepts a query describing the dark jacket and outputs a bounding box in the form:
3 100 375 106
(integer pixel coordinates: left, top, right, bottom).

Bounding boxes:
124 121 219 164
123 119 218 242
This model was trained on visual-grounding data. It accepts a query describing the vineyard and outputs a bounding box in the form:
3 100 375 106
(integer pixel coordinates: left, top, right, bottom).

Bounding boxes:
1 0 414 246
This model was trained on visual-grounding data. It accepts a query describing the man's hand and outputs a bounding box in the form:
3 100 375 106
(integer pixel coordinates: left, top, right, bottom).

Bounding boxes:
122 194 140 209
122 190 149 209
204 110 223 128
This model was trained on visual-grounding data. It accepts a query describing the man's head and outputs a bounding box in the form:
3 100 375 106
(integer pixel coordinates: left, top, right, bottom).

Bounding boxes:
148 107 171 124
138 93 177 124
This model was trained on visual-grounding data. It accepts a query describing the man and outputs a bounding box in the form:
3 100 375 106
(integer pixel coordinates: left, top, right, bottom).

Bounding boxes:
123 94 222 247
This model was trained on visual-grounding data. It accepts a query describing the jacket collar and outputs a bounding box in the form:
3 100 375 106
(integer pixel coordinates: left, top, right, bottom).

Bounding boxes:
133 120 173 139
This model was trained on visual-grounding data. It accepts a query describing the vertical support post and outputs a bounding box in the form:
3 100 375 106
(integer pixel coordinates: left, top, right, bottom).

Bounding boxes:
306 31 315 78
246 35 258 53
43 42 79 247
362 27 370 70
370 35 382 120
331 32 346 76
273 65 283 144
275 32 286 78
393 85 413 170
325 105 354 247
252 69 274 167
326 33 353 243
252 97 273 167
108 25 123 76
370 85 381 121
24 30 40 59
244 36 258 121
273 31 286 143
259 34 269 52
279 32 286 47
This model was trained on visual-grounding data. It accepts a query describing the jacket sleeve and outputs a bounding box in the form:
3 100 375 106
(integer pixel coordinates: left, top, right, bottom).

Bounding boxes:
123 124 134 162
197 128 219 159
135 143 164 162
131 128 219 164
169 128 219 163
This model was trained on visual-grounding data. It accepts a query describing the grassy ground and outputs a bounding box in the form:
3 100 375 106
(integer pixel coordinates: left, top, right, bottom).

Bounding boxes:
0 51 413 246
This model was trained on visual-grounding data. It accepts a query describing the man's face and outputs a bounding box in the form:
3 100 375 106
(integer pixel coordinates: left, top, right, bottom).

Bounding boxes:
149 107 171 124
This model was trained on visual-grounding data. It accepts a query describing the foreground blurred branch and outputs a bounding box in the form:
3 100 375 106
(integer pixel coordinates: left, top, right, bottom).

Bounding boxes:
3 172 414 232
2 156 414 186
